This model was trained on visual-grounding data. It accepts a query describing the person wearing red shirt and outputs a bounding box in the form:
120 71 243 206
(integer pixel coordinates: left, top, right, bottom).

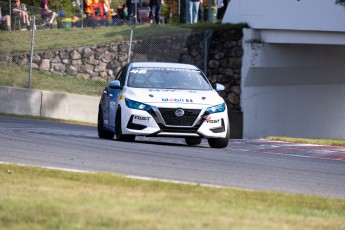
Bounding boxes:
12 0 31 30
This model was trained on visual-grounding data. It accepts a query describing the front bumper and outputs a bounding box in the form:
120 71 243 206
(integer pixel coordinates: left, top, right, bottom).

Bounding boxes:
121 105 229 138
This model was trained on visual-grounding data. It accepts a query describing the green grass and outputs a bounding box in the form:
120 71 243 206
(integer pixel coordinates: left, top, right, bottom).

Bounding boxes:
178 22 248 30
0 62 107 96
267 136 345 147
0 25 188 53
0 23 245 53
1 164 344 230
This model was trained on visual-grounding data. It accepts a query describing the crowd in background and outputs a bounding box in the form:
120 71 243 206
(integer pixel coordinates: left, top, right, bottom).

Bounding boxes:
108 0 165 24
0 0 227 31
0 0 59 31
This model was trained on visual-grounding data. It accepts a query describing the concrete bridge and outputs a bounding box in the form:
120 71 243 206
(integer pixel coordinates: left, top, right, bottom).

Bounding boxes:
222 0 345 139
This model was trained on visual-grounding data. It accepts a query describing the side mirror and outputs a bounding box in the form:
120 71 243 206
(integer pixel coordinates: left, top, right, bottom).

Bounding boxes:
109 80 122 89
215 83 225 92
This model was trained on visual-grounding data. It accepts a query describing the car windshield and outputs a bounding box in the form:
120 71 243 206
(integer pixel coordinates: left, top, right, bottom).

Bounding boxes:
127 67 212 90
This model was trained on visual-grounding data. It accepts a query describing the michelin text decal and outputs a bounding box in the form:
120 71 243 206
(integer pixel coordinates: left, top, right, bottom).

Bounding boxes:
162 98 194 103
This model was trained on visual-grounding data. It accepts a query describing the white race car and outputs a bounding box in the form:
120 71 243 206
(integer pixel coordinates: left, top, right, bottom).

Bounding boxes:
98 62 230 148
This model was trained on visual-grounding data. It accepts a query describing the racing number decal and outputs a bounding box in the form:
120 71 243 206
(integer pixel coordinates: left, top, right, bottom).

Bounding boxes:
130 69 147 74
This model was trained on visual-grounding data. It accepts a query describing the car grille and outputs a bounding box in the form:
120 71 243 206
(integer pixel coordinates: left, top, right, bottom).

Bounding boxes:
158 108 201 126
158 125 199 133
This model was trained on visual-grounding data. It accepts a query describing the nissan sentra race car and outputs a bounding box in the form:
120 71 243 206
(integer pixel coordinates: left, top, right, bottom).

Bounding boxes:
97 62 230 148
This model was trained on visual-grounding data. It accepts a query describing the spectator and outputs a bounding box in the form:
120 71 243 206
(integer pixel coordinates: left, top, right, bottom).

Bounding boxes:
188 0 200 24
71 15 81 27
117 3 128 20
126 0 134 22
0 13 11 31
59 8 66 18
150 0 164 24
185 0 190 23
40 0 58 26
101 0 110 26
11 0 31 30
198 0 203 22
84 0 93 16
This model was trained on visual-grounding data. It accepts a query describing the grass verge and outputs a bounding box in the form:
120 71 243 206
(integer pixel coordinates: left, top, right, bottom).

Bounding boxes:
0 25 177 53
267 136 345 147
0 113 96 126
1 164 344 230
0 62 107 96
0 24 244 54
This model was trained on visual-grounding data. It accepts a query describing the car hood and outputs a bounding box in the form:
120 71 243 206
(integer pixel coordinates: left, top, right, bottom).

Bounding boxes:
123 87 224 106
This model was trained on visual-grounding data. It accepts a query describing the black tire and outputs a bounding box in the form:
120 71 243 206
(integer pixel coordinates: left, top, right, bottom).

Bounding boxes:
185 137 202 146
207 123 230 148
98 108 114 139
115 110 135 142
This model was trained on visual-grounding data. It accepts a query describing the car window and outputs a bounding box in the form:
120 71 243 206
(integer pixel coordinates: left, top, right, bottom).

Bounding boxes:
127 67 212 90
116 66 128 86
115 67 123 80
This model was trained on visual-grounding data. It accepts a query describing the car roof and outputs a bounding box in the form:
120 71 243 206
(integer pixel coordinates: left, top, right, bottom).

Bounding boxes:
130 62 199 70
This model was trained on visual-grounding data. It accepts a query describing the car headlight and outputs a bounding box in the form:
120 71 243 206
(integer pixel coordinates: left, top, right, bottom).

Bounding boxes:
125 98 152 111
204 103 225 115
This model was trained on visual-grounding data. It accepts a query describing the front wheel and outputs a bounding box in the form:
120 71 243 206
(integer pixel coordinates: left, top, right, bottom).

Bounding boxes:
115 110 135 142
98 108 114 139
207 124 230 148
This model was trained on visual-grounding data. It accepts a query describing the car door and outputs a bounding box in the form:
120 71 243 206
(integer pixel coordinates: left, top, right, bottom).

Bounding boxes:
100 85 113 128
108 66 128 128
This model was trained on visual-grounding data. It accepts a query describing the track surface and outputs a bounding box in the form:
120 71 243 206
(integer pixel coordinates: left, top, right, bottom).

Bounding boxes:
1 116 344 199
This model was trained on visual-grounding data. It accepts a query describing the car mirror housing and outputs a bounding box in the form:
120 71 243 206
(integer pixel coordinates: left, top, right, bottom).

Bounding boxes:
215 83 225 92
109 80 122 89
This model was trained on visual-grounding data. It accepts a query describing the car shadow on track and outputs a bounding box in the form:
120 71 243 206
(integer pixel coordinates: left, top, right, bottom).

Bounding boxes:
129 137 210 148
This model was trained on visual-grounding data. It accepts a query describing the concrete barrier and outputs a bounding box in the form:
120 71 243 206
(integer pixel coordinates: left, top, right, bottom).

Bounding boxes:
0 86 42 116
41 91 100 124
0 86 100 124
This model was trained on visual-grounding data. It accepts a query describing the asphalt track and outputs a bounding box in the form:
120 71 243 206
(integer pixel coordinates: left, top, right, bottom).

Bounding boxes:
0 116 344 199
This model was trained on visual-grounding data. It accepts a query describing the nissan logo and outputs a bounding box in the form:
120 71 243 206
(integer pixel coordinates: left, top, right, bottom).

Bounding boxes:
175 108 185 117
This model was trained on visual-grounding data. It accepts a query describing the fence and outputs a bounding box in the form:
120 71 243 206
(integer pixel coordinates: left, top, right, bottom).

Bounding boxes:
0 0 212 96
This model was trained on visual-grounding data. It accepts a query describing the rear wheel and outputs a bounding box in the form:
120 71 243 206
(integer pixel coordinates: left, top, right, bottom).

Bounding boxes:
185 137 202 146
115 110 135 142
97 108 114 139
207 123 230 148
